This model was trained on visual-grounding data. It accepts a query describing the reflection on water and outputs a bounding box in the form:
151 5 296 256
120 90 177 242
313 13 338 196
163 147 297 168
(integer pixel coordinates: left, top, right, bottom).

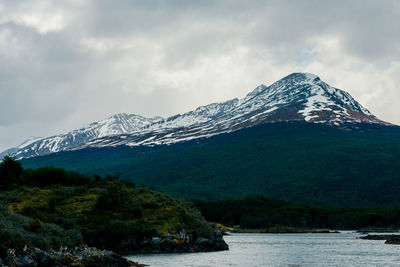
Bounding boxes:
126 232 400 267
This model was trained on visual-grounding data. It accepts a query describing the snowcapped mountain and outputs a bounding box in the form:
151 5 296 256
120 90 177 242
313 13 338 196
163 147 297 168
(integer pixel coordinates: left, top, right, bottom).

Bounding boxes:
3 73 389 159
0 136 43 159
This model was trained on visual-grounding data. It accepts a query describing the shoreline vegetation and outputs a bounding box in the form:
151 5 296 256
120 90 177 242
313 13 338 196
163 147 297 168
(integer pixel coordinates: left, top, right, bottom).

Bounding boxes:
217 224 400 237
193 196 400 232
0 156 227 266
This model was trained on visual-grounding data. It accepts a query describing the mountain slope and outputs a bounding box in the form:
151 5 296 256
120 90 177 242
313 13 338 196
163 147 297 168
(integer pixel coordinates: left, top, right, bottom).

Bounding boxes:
3 73 389 159
21 122 400 207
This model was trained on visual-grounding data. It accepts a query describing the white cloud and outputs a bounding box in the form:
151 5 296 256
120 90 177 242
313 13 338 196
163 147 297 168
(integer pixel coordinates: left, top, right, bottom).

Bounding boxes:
0 1 80 34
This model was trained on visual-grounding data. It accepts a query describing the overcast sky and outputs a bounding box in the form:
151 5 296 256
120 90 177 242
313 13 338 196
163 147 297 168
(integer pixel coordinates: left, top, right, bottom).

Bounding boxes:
1 0 400 151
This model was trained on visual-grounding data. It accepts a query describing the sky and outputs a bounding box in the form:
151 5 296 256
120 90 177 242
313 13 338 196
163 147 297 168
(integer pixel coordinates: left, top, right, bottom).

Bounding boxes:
1 0 400 151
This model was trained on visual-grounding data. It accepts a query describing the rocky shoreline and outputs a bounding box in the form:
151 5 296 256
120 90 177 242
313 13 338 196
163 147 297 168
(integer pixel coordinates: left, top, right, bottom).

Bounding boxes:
361 234 400 244
0 233 228 266
0 246 145 267
136 234 228 254
230 227 338 234
109 232 229 255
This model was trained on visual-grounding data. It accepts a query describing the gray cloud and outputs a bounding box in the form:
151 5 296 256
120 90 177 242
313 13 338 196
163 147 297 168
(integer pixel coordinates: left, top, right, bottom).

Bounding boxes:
0 0 400 150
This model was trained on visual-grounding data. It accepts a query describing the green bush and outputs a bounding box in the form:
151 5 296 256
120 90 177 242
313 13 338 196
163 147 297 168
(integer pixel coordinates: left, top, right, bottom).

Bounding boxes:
0 204 82 255
95 182 132 210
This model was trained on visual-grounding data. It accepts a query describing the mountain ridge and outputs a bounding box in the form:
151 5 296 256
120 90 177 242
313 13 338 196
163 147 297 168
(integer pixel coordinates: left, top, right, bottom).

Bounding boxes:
2 72 391 159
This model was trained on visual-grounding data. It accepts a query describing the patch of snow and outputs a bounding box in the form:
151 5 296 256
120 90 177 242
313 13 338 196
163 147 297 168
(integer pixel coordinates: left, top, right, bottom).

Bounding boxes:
298 86 336 121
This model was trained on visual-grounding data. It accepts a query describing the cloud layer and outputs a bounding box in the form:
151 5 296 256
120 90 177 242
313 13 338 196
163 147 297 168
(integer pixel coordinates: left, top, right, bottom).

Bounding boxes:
1 0 400 150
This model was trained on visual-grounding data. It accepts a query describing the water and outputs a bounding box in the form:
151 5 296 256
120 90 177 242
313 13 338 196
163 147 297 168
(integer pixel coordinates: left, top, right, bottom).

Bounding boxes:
126 232 400 267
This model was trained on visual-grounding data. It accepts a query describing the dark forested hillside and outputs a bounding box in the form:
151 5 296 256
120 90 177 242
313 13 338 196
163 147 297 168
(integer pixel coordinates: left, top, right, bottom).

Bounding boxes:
21 122 400 207
193 196 400 230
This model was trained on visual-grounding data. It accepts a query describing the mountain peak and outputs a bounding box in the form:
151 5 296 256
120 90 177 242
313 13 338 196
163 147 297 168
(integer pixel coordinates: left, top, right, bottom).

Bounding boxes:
243 84 268 101
302 72 319 80
277 72 321 85
283 72 319 80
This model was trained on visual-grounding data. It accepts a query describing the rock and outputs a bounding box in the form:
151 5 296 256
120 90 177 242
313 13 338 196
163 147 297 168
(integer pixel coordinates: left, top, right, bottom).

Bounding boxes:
361 234 395 240
211 237 229 251
361 234 400 244
20 255 35 266
192 235 229 252
127 233 229 254
151 237 162 243
385 236 400 244
115 230 229 254
3 246 144 267
31 249 56 266
195 237 211 245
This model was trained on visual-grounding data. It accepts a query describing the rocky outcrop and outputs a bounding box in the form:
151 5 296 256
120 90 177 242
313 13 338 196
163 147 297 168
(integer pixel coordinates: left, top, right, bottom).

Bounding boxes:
384 235 400 244
0 233 228 266
1 246 145 267
117 232 229 254
361 234 400 244
231 227 336 233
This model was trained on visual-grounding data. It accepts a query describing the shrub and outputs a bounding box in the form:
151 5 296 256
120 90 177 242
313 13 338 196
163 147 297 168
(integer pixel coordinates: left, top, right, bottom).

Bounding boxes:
0 202 83 254
95 182 132 210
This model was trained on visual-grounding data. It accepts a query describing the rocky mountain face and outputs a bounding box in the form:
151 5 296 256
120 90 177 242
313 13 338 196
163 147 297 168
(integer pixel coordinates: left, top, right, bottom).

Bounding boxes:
2 73 389 159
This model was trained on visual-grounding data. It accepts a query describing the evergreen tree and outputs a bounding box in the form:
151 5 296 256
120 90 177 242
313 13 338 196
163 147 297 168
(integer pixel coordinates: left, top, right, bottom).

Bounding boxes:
0 156 23 190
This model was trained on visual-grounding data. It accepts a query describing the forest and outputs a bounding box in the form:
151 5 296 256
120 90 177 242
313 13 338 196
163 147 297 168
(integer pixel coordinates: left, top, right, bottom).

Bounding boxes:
21 122 400 207
194 196 400 230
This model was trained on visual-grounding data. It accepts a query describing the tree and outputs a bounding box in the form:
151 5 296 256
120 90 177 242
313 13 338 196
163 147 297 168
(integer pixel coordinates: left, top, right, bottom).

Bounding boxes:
0 156 24 190
96 182 131 210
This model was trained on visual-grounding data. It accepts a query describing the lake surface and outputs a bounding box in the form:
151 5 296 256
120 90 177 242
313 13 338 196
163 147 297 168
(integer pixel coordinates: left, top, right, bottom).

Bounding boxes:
126 232 400 267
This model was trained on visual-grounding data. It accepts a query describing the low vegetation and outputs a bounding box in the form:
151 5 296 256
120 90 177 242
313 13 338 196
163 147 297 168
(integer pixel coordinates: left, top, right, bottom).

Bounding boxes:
0 204 82 259
0 156 216 256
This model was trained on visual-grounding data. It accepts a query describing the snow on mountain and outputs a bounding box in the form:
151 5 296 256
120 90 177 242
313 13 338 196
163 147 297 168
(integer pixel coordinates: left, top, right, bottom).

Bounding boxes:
3 73 390 159
0 136 43 160
17 136 43 148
